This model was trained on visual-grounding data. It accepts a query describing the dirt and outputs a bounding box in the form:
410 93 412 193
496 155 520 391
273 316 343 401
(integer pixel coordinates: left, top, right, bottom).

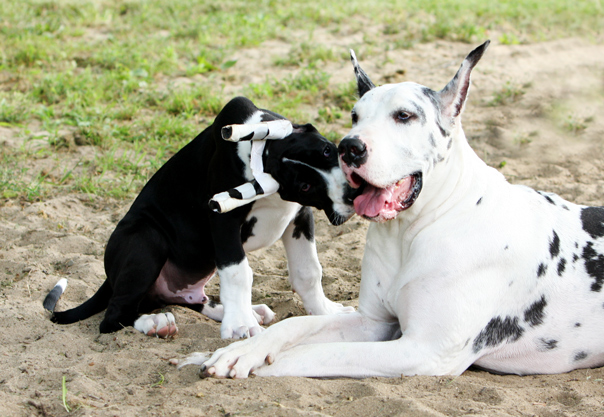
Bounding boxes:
1 37 604 416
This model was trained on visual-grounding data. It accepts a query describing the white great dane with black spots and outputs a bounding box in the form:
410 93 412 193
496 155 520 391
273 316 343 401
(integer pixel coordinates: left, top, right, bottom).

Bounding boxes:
181 41 604 377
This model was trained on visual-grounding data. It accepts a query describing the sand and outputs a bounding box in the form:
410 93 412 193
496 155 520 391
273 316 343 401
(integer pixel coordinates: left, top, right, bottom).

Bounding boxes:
1 38 604 416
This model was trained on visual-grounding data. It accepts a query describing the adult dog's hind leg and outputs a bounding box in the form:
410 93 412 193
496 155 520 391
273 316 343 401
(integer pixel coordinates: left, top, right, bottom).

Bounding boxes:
102 224 168 334
282 207 354 315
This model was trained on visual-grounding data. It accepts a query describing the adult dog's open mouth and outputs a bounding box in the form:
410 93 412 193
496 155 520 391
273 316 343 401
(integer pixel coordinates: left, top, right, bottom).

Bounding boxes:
350 172 422 221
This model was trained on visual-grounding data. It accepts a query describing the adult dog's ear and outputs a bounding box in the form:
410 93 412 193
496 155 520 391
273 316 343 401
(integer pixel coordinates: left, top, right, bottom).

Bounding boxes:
438 40 490 123
350 50 375 98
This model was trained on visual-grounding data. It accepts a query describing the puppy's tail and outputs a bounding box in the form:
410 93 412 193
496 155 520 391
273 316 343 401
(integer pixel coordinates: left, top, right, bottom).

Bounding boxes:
47 280 112 325
43 278 68 311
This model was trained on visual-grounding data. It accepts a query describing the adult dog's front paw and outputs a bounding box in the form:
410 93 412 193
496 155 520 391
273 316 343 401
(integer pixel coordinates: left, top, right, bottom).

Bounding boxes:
201 338 275 379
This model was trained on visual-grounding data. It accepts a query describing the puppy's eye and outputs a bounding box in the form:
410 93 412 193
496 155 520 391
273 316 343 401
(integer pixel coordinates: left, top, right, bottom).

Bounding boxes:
300 183 311 192
323 146 332 157
396 111 412 122
351 111 358 124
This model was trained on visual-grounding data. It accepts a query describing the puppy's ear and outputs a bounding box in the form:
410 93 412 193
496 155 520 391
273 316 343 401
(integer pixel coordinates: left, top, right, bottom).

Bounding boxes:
292 123 319 134
438 40 490 122
350 50 375 98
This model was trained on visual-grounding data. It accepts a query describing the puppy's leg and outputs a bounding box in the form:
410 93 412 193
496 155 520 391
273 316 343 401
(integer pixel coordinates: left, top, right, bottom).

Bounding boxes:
282 207 354 315
199 312 398 378
102 225 168 334
193 302 274 327
210 215 268 339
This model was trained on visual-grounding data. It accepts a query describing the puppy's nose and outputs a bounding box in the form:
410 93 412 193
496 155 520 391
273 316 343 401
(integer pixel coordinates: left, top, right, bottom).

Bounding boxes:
338 137 367 168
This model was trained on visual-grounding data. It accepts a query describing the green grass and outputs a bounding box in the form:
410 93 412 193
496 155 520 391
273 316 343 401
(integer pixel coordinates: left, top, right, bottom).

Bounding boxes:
0 0 602 203
487 82 532 106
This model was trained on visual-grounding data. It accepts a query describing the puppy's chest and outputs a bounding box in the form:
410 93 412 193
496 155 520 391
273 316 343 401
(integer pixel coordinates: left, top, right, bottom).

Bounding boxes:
241 195 301 252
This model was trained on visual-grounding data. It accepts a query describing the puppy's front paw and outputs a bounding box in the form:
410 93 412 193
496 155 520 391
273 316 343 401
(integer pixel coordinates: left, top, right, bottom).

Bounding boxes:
251 304 275 325
220 310 264 339
306 298 355 316
133 313 178 338
175 351 212 369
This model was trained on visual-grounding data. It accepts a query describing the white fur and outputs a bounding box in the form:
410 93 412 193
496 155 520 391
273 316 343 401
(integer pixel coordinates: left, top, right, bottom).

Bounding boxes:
188 44 604 377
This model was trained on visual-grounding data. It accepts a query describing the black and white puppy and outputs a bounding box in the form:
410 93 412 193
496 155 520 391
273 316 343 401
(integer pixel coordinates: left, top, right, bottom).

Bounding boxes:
45 96 355 339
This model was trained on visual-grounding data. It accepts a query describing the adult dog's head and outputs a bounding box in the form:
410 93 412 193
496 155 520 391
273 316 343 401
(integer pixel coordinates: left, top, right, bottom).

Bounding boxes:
339 41 490 222
264 123 356 226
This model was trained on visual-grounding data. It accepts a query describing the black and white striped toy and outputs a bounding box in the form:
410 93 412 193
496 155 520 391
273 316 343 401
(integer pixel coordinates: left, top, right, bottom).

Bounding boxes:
209 120 293 213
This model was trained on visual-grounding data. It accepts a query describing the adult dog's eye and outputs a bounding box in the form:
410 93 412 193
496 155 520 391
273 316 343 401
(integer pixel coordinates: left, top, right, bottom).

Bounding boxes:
351 111 358 124
323 146 332 157
396 111 412 122
301 183 311 192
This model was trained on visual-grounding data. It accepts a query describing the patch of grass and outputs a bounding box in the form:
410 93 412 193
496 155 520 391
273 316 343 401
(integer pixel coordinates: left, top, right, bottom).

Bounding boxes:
564 115 593 133
245 69 332 116
150 372 165 388
0 0 601 203
273 42 340 67
488 82 531 106
62 375 70 412
0 94 30 125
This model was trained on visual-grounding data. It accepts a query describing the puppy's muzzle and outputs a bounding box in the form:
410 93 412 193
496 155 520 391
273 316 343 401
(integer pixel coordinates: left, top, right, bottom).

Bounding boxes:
339 137 367 168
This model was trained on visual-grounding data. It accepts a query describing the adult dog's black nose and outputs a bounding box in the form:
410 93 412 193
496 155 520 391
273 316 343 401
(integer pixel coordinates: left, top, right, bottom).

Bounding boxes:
338 137 368 168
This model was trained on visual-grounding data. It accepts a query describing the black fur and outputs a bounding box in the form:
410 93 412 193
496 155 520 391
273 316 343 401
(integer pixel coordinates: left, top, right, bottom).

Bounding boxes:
581 206 604 239
473 316 524 353
523 295 547 327
48 97 350 333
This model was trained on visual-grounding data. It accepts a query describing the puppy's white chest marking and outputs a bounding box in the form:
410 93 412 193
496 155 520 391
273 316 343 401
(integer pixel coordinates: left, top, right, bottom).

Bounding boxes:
242 195 300 252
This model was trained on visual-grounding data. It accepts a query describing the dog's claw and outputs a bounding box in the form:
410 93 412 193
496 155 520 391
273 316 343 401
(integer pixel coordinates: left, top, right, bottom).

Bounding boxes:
133 312 178 338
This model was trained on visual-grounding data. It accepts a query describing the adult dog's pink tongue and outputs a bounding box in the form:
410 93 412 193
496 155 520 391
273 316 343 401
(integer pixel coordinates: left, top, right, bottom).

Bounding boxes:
353 177 413 218
354 185 390 218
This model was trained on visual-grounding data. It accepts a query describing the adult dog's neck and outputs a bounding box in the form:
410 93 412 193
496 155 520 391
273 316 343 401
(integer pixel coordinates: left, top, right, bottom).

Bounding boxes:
389 125 503 237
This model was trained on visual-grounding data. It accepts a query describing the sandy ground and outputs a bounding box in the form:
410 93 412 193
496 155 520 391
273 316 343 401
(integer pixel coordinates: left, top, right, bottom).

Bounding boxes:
2 38 604 416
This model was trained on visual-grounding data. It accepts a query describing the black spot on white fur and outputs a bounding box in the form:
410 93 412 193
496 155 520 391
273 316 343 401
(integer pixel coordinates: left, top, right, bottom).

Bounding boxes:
537 190 555 205
410 101 427 125
581 241 604 292
574 351 588 362
473 316 524 353
292 206 314 241
524 295 546 327
537 263 547 278
557 258 566 276
549 231 560 259
581 207 604 239
240 216 258 244
420 87 448 137
476 197 483 205
538 338 558 351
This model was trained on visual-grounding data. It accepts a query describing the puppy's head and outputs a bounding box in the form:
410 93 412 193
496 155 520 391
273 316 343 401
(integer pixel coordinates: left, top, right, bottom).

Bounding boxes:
340 42 490 222
264 124 356 226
